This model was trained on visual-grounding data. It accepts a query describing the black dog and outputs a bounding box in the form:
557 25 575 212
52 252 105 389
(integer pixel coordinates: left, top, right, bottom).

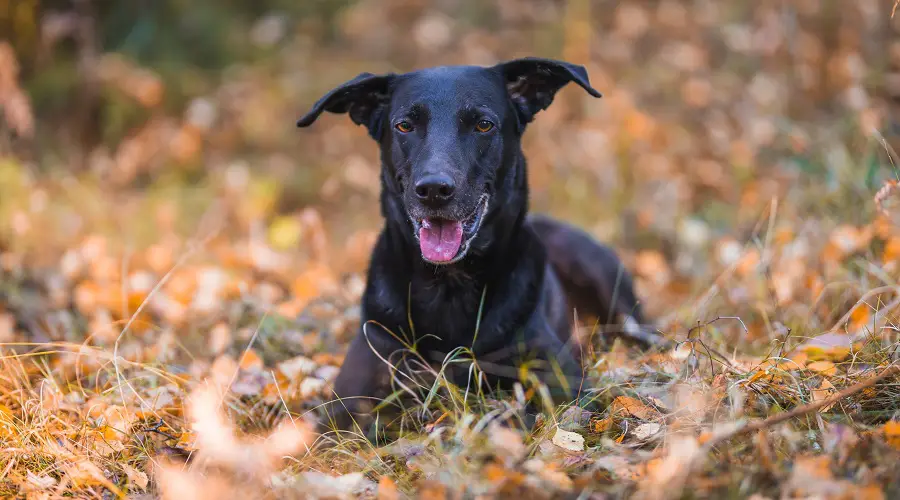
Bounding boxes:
297 57 657 434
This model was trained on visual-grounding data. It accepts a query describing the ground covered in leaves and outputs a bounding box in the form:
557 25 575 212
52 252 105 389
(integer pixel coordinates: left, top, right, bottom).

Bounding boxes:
3 0 900 498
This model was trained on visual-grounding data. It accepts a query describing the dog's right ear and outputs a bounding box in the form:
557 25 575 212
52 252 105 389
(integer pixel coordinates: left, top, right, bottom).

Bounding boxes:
296 72 395 140
493 57 602 129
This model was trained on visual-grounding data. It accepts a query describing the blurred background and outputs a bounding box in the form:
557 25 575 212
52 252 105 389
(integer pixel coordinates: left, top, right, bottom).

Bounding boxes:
1 0 899 341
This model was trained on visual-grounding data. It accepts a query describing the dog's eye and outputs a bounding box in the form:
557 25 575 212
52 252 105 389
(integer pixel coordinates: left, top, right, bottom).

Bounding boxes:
395 121 414 133
475 120 494 133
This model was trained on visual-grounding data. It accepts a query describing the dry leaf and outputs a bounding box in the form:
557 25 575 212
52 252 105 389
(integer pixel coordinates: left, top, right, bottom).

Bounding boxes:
26 472 57 490
883 420 900 450
592 416 614 433
208 322 233 355
0 404 15 438
277 355 317 380
268 215 303 251
488 421 526 462
811 378 837 412
122 463 149 490
299 471 373 499
794 333 860 363
155 463 233 500
611 396 659 420
238 349 264 371
632 422 662 440
64 458 108 488
378 476 399 500
807 360 837 376
262 420 312 460
633 437 700 500
551 427 584 452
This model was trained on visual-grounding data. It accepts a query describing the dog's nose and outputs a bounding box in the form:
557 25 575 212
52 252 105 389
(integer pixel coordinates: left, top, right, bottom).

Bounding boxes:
414 173 456 207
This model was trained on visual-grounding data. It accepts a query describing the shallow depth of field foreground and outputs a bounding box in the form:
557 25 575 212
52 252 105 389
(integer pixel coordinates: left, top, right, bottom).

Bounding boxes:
3 1 900 498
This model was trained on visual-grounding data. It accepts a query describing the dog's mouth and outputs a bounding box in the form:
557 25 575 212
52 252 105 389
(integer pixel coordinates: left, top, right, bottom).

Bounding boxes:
413 195 490 264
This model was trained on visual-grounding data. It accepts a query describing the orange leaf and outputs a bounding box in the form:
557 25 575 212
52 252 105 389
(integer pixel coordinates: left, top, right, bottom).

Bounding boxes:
856 485 886 500
748 370 771 383
849 305 872 331
592 416 614 433
611 396 659 421
697 431 713 445
377 476 399 500
882 236 900 263
418 481 447 500
810 378 837 412
806 360 837 376
883 420 900 450
484 463 509 483
239 349 264 371
291 263 339 305
0 404 15 438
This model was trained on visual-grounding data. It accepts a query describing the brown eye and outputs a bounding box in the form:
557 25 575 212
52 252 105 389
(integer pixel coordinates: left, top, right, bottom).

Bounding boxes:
475 120 494 133
395 121 414 133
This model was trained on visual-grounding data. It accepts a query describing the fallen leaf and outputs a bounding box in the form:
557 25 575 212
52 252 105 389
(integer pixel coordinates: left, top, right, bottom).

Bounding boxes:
855 484 887 500
592 416 614 433
64 458 109 488
299 377 325 398
634 250 671 286
238 349 264 371
794 333 861 363
806 360 837 376
208 322 232 355
0 404 15 438
277 355 317 380
811 378 837 412
291 263 339 304
488 421 526 462
611 396 659 420
269 215 303 251
883 420 900 450
26 472 57 490
155 462 232 500
262 420 312 461
633 436 700 499
551 427 584 452
849 305 872 331
632 422 662 440
378 476 399 500
299 471 374 499
122 463 149 490
418 480 447 500
523 459 574 491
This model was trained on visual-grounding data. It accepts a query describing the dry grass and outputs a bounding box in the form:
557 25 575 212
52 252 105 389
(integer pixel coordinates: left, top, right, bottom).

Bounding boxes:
1 164 900 498
2 0 900 497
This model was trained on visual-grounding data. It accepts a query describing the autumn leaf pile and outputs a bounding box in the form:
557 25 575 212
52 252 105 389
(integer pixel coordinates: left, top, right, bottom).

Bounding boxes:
2 0 900 498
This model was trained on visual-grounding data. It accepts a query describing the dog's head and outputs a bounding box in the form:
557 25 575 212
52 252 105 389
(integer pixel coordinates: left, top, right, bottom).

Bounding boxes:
297 58 601 265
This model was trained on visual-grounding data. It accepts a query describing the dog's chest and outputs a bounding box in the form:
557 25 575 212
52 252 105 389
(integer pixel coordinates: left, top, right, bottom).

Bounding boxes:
408 273 483 347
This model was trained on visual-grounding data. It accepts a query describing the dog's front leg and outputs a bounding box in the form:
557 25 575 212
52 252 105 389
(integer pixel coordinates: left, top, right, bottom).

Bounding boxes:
527 322 584 401
320 328 398 434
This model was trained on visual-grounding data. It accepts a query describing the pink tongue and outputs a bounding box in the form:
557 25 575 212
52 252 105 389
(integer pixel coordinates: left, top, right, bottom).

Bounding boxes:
419 218 463 262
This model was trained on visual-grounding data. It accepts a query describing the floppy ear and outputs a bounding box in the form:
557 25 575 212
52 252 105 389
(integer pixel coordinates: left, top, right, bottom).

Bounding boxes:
493 57 602 126
296 72 395 139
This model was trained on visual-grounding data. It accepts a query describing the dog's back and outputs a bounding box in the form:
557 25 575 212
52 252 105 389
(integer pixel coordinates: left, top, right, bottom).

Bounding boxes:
527 214 658 346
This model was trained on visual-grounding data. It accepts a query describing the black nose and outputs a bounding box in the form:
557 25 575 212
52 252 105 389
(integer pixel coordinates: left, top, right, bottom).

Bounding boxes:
414 173 456 207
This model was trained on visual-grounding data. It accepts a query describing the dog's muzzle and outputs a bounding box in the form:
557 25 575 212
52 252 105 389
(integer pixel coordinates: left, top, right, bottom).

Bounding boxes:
412 194 490 264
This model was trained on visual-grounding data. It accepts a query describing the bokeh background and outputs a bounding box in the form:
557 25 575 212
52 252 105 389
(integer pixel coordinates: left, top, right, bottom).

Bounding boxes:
3 1 900 497
2 0 900 346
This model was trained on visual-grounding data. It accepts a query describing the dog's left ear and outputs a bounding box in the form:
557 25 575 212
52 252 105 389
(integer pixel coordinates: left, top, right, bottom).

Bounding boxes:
296 72 395 140
493 57 602 127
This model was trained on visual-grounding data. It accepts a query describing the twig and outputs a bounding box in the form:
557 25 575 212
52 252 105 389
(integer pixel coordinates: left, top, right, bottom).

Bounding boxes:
704 363 900 450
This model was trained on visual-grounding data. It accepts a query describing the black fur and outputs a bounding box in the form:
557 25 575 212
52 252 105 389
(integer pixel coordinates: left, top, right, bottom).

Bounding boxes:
297 57 654 434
